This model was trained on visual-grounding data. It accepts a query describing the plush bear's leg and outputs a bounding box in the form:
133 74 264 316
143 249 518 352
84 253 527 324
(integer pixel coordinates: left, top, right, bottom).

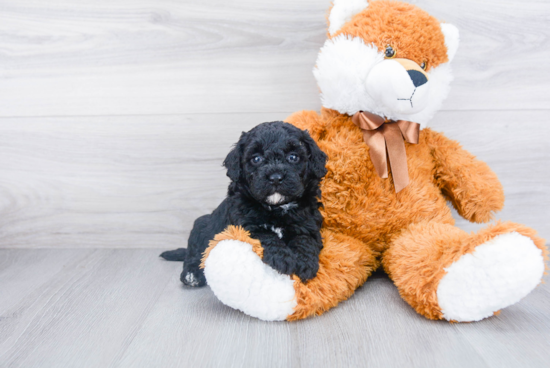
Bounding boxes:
383 221 547 322
202 226 378 321
289 229 379 320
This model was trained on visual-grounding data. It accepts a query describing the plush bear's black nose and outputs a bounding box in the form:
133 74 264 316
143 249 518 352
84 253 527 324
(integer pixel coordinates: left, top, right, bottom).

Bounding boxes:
407 70 428 87
268 173 284 185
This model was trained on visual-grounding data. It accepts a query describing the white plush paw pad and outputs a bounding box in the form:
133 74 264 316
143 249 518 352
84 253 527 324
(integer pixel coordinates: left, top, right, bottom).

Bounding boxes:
204 240 297 321
437 232 545 322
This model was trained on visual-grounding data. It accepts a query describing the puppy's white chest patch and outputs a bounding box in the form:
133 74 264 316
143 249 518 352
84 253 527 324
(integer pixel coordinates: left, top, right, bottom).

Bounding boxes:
261 224 284 239
266 193 285 205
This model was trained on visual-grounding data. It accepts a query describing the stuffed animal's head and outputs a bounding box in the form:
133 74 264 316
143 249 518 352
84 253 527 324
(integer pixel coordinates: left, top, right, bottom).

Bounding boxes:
314 0 459 128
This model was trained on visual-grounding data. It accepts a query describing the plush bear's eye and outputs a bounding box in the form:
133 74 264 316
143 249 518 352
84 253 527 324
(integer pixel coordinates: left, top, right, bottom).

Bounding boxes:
287 154 300 163
420 61 427 70
384 45 396 59
251 155 264 165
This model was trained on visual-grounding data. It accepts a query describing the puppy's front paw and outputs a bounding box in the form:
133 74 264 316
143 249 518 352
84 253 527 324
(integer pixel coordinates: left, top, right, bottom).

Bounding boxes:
262 246 297 276
294 258 319 283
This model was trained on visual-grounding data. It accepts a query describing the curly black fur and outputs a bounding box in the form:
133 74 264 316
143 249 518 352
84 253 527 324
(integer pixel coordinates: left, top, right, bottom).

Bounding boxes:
160 121 327 287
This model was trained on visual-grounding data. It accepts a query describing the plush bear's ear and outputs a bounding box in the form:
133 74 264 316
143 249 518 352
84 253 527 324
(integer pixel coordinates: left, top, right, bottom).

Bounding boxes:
223 132 247 182
328 0 369 36
301 130 328 180
441 23 460 62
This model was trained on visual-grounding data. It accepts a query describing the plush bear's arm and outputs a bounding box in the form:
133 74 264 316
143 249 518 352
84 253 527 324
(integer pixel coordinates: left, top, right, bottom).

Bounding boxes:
285 110 326 141
424 128 504 223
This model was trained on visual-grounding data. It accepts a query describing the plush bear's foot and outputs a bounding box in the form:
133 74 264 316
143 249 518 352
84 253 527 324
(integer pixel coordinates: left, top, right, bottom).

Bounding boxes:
202 227 297 321
437 232 545 322
202 226 379 321
384 221 547 322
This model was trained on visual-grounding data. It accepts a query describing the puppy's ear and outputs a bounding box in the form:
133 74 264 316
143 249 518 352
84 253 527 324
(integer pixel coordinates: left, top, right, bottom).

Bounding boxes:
223 132 247 182
302 130 327 180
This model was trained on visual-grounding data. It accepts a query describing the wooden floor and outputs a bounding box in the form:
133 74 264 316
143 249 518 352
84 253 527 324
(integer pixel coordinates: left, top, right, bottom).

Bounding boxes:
0 248 548 368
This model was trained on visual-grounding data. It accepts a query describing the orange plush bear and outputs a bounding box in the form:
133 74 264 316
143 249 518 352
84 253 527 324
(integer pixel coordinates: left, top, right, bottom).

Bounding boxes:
201 0 548 322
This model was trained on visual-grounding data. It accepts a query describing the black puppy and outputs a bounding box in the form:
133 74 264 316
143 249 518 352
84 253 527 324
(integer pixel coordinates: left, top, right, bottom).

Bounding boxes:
161 121 327 287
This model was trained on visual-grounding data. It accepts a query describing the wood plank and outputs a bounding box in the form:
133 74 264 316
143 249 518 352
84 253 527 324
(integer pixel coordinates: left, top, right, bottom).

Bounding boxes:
114 270 295 368
0 0 549 117
2 250 549 367
0 249 174 368
0 249 94 313
451 284 550 368
118 271 487 368
0 110 547 249
287 273 489 368
0 112 276 248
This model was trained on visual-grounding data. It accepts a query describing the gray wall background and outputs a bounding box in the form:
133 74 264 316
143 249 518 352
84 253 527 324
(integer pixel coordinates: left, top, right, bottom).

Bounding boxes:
0 0 548 248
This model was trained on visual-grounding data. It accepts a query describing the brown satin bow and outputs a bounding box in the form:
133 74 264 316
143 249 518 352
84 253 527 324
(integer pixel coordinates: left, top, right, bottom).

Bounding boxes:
352 111 420 193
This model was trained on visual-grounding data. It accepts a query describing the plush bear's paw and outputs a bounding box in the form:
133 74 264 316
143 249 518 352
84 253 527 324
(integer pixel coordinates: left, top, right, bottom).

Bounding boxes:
204 239 297 321
436 232 545 322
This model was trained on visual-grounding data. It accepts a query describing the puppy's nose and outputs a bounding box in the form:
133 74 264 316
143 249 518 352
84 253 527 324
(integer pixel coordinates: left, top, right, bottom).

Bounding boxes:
407 70 428 87
268 173 284 185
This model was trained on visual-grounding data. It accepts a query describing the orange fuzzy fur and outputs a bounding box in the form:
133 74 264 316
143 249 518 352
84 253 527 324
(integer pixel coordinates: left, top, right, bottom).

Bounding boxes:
201 226 379 321
289 229 379 321
203 110 547 320
383 221 548 320
332 0 448 70
284 108 546 320
204 1 547 321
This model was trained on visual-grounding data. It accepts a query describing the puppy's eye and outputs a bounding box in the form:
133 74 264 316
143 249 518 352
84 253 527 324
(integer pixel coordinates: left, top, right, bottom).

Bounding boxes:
420 60 427 70
251 156 264 165
384 45 396 59
287 154 300 163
